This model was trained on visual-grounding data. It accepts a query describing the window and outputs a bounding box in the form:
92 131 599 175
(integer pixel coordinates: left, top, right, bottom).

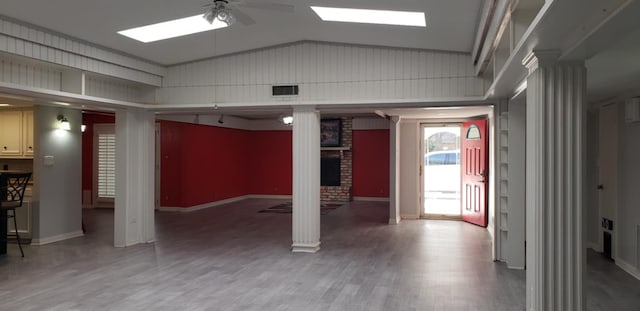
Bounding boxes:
94 124 115 207
97 133 115 198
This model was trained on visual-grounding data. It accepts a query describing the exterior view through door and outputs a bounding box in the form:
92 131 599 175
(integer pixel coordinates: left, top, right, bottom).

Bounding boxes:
461 120 488 227
422 125 461 217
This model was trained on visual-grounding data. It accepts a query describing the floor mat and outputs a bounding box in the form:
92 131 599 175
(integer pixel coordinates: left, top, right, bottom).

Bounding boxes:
259 202 342 215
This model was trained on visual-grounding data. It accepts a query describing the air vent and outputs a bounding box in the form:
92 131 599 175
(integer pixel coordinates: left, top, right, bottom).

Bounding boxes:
272 85 299 96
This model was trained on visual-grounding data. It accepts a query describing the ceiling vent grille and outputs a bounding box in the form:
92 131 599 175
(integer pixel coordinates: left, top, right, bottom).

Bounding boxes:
272 85 299 96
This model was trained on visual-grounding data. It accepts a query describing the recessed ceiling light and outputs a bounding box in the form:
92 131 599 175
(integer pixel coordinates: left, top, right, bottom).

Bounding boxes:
310 6 426 27
118 15 228 43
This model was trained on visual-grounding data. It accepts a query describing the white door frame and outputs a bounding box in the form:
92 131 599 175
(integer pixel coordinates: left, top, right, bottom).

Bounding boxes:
597 103 619 259
419 122 463 219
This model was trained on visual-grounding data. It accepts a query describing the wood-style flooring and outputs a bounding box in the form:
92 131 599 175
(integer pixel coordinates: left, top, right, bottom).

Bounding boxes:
0 199 637 310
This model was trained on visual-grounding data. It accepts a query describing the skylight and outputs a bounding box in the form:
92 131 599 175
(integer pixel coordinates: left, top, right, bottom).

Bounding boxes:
118 15 228 43
310 6 426 27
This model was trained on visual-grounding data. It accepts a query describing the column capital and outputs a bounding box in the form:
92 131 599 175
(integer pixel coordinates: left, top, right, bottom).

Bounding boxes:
292 105 318 113
390 116 401 123
522 50 560 73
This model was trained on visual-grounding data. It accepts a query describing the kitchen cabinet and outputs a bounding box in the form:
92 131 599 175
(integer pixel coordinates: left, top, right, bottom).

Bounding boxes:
22 110 34 156
0 111 22 156
0 110 33 158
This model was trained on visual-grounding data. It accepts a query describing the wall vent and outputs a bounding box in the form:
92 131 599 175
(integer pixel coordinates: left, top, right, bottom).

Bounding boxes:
272 85 299 96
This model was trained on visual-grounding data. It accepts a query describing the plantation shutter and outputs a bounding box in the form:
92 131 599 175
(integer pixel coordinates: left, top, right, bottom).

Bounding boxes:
97 133 116 198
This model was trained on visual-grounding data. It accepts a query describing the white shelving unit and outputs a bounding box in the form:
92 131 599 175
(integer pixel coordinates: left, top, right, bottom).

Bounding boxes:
498 111 509 261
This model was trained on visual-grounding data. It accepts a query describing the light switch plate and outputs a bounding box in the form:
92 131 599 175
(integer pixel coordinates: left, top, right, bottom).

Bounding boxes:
43 155 54 166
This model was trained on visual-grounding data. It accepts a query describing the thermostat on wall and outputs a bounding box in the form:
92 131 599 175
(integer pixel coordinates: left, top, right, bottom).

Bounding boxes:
625 97 640 123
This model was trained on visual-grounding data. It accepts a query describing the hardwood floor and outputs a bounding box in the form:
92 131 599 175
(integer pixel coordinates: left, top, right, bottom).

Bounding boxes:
0 199 637 310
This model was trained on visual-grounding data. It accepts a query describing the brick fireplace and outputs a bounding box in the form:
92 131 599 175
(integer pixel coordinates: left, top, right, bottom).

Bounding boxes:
320 117 352 202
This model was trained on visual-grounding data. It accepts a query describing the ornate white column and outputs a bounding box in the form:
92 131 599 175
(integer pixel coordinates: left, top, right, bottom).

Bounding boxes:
389 116 401 225
523 51 586 310
114 108 156 247
291 106 321 253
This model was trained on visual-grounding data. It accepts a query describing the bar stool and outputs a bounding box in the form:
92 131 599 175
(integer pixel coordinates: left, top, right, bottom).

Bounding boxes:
0 172 32 257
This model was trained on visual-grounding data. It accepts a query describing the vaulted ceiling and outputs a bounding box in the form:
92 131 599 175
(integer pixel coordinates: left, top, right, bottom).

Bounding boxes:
0 0 484 65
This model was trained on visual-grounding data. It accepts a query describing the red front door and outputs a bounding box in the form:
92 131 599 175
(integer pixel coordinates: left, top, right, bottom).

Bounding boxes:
461 119 488 227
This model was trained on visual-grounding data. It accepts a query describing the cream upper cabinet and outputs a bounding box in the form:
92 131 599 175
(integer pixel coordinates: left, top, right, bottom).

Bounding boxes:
0 111 23 156
22 110 34 156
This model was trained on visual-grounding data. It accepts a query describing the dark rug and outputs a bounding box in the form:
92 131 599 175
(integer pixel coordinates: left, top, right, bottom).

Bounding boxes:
259 202 342 215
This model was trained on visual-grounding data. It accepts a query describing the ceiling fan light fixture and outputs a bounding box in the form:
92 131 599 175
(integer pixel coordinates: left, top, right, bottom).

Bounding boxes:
204 3 236 26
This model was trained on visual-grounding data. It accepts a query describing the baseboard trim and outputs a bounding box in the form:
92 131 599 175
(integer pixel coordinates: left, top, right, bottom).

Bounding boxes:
400 214 419 220
616 258 640 281
159 195 252 212
247 194 292 200
353 196 390 202
159 194 294 212
31 230 84 245
292 242 320 253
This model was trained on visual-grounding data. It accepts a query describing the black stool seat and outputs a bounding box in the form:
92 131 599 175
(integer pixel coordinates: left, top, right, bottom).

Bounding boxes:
1 172 32 257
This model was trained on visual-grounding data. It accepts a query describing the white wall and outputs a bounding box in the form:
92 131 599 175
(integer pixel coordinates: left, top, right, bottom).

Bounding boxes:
399 119 420 218
159 41 486 106
31 105 83 244
617 102 640 278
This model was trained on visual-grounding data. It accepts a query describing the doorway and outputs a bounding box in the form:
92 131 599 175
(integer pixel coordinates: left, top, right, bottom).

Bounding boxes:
598 103 618 259
421 124 462 218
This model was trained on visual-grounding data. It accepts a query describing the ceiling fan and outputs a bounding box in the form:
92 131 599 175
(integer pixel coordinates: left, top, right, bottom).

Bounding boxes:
203 0 294 26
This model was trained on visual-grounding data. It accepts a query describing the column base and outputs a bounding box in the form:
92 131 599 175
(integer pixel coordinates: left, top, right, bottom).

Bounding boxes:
388 218 400 225
291 242 320 253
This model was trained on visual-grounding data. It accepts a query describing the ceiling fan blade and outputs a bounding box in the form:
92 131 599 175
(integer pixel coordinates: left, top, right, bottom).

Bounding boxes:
236 1 294 13
232 8 256 25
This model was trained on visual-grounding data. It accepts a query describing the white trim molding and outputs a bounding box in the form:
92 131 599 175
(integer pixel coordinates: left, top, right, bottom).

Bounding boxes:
31 230 84 246
353 196 390 202
616 258 640 281
159 195 252 212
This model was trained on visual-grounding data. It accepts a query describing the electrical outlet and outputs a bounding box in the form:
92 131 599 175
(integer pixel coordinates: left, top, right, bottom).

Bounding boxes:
602 218 614 231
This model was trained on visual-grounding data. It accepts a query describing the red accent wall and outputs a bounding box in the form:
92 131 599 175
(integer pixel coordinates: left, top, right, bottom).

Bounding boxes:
249 131 292 195
84 118 389 207
352 129 390 198
159 121 293 208
160 120 252 207
81 112 115 200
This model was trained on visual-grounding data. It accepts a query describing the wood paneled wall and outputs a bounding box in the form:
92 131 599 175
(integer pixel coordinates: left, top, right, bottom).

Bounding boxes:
0 54 61 90
159 41 486 105
0 16 164 86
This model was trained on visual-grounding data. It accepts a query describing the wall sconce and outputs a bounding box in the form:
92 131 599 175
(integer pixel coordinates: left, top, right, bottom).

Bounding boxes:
81 124 87 132
282 116 293 125
57 114 71 131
